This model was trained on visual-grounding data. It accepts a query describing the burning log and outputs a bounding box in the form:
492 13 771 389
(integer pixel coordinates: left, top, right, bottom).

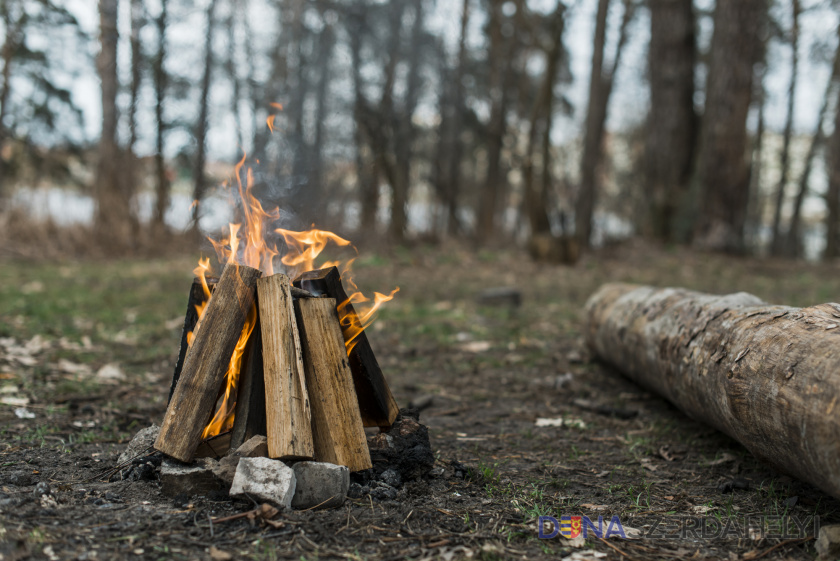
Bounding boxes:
295 297 372 472
229 315 267 450
156 264 262 462
257 274 314 459
169 276 217 401
295 267 399 428
585 283 840 500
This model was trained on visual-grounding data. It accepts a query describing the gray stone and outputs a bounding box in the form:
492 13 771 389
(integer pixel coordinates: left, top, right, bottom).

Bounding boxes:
33 482 51 497
291 461 349 510
229 435 268 458
229 457 296 509
118 425 160 464
817 524 840 560
212 456 241 486
160 458 222 497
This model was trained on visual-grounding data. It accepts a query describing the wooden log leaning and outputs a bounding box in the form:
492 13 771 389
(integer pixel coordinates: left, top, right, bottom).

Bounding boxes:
295 297 372 472
294 267 399 428
169 276 218 402
156 264 262 462
584 283 840 500
257 274 314 460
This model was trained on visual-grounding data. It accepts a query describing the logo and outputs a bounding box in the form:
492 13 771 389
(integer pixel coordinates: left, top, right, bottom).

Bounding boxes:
560 516 581 538
540 515 626 540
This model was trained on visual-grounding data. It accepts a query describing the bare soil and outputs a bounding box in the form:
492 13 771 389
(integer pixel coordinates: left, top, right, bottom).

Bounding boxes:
1 241 839 561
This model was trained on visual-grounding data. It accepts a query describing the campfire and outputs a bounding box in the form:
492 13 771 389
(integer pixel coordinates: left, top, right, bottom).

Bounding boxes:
153 154 403 487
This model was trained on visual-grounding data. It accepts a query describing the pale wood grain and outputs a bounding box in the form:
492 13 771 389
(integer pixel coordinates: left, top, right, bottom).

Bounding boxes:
295 297 372 471
258 274 314 460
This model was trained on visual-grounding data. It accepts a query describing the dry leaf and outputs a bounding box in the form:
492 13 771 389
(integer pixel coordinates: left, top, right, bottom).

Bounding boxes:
209 547 233 561
708 452 736 466
96 363 125 383
459 341 491 353
640 458 658 471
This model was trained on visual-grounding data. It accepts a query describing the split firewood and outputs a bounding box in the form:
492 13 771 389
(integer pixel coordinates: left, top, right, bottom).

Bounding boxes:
585 283 840 500
156 264 262 462
257 274 314 460
169 276 218 402
294 267 399 428
295 297 372 472
229 312 267 451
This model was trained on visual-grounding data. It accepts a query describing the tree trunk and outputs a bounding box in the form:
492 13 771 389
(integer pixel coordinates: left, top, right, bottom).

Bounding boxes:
444 0 470 236
644 0 696 243
575 0 633 248
769 0 800 256
152 0 169 232
0 1 18 198
305 16 335 225
585 282 840 501
348 8 377 234
476 0 514 243
191 0 219 231
825 81 840 260
787 22 840 257
128 0 143 151
95 0 135 250
524 5 565 237
694 0 767 253
225 3 243 151
389 0 425 242
744 74 766 251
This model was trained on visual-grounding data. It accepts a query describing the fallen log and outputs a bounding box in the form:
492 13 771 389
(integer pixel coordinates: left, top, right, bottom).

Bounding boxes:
585 283 840 500
156 264 262 462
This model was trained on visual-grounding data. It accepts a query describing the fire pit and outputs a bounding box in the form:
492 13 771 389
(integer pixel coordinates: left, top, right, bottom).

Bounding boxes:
116 157 431 509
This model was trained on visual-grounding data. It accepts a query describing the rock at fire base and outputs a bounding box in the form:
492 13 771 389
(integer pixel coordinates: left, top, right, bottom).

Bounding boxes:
229 458 296 509
367 409 434 482
118 425 160 464
210 436 272 487
291 462 349 509
817 525 840 560
231 435 269 458
160 458 222 496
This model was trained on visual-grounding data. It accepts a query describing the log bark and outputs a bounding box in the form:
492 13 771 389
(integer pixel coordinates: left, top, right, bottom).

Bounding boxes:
585 283 840 500
295 297 372 472
294 267 399 428
156 264 262 462
169 276 218 402
257 274 314 460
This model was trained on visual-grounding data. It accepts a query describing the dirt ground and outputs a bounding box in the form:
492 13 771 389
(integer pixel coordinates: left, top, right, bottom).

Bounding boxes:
1 241 839 561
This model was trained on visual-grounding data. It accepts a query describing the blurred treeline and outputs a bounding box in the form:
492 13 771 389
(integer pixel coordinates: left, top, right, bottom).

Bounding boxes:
1 0 840 259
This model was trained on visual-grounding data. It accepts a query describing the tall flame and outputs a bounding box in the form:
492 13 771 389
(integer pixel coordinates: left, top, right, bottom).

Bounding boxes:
191 112 397 441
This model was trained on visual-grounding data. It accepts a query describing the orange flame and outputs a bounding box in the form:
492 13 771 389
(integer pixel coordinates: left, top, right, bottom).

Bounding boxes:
191 133 397 441
275 227 352 277
200 300 257 440
338 288 400 354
